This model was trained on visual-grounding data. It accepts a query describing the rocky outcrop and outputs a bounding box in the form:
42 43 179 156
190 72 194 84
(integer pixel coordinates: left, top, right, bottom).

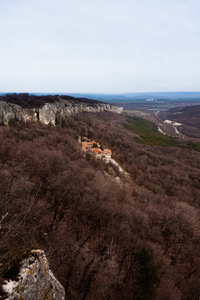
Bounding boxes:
1 250 65 300
0 98 123 125
0 101 36 125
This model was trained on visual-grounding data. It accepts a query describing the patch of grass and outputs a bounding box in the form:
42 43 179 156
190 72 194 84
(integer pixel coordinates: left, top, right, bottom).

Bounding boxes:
185 141 200 152
124 110 143 114
123 116 182 147
123 116 200 152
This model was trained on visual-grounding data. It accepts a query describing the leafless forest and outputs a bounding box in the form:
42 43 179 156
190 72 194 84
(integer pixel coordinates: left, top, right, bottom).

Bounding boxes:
1 111 200 299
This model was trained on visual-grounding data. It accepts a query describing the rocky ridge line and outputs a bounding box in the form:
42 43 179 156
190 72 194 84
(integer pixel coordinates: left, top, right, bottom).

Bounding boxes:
0 97 123 125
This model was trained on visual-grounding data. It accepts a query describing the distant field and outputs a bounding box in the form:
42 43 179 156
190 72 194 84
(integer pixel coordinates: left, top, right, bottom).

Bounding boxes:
67 94 200 113
124 110 143 114
1 92 200 113
148 105 177 109
121 101 200 113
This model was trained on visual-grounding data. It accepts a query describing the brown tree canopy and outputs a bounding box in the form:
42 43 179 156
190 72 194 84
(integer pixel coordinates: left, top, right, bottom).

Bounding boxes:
0 112 200 299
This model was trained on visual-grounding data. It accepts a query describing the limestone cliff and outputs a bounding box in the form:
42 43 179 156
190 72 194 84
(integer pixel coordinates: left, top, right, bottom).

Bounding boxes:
0 96 123 125
1 250 65 300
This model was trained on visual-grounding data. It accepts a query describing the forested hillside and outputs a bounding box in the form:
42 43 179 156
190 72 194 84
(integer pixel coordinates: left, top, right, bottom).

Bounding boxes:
1 111 200 299
158 104 200 139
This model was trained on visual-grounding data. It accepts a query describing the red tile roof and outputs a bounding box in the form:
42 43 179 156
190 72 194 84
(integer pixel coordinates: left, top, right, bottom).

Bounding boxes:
82 142 89 149
92 148 102 153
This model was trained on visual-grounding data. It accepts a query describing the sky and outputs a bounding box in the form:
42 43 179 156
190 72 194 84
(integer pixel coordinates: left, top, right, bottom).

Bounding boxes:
1 0 200 93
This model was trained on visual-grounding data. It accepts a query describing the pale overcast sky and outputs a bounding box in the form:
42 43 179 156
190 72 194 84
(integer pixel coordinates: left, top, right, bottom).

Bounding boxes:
1 0 200 93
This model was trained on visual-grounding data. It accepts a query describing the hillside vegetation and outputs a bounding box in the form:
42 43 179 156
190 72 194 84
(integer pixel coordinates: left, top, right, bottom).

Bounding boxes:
0 93 105 108
159 104 200 129
1 111 200 299
158 104 200 139
123 115 200 151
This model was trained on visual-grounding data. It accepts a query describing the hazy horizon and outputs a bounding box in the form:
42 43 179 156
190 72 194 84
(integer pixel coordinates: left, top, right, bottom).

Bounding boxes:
1 91 200 96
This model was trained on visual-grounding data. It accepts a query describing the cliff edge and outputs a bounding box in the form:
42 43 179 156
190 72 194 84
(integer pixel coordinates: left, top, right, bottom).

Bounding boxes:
0 95 123 125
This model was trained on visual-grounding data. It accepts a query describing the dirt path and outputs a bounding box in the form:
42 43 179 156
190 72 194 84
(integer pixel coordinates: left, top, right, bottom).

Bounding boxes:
104 157 130 178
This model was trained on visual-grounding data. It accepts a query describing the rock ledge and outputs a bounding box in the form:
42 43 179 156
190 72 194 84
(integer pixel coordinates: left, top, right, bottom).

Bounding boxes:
1 249 65 300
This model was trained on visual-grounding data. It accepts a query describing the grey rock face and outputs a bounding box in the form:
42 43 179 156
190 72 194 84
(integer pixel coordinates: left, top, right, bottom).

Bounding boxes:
2 249 65 300
0 101 37 125
0 99 123 125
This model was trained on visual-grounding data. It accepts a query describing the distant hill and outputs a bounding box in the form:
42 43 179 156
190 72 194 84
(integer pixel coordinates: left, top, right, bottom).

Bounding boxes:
2 92 200 104
69 91 200 101
159 104 200 138
69 92 200 111
159 105 200 129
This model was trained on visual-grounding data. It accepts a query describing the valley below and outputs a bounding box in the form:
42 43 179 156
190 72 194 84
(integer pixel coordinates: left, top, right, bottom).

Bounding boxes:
125 100 200 142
